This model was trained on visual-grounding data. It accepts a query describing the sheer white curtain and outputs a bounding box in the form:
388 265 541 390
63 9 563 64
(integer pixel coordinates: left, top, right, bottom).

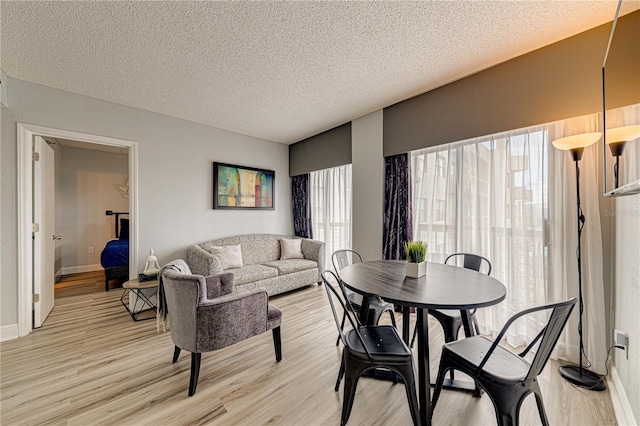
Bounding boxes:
310 165 352 270
411 111 614 370
548 112 607 374
412 129 549 346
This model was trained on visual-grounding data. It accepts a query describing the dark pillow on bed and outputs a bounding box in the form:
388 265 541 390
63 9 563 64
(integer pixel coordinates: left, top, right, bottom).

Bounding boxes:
119 219 129 240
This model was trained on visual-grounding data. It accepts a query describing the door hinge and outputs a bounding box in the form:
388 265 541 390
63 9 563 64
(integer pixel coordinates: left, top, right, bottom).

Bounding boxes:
33 152 40 161
33 293 40 303
33 223 40 233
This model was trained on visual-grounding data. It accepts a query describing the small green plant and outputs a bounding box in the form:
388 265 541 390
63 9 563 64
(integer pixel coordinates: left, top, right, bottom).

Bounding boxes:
404 241 427 263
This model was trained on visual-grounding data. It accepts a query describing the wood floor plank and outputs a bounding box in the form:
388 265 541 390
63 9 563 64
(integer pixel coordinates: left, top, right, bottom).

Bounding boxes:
1 272 618 425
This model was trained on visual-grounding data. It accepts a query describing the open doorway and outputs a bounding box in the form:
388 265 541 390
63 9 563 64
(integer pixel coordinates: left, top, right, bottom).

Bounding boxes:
48 138 131 292
17 124 138 337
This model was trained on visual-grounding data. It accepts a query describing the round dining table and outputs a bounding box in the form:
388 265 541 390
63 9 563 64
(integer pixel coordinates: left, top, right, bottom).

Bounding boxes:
340 260 506 426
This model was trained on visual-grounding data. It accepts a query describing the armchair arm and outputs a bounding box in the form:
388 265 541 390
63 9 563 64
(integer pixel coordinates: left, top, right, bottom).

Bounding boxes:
300 238 325 281
195 288 270 352
187 245 223 276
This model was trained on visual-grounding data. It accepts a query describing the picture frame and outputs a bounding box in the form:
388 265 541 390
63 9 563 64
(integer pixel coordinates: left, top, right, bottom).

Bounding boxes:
213 162 275 209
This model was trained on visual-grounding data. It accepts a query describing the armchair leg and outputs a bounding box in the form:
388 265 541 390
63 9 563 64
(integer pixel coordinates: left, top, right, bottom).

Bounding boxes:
172 346 181 363
272 327 282 362
188 352 201 396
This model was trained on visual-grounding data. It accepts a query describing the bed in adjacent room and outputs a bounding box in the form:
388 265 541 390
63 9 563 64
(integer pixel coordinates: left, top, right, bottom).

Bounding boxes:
101 212 129 291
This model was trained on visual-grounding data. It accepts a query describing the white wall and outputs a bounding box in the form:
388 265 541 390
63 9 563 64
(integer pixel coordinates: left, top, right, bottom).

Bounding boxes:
612 194 640 422
58 146 128 273
351 110 384 261
0 77 292 328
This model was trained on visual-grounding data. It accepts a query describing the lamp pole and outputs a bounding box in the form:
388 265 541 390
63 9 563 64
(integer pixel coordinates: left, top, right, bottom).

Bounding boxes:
557 148 606 391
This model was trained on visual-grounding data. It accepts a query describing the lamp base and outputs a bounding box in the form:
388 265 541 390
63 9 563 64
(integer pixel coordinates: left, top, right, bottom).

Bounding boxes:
559 365 606 391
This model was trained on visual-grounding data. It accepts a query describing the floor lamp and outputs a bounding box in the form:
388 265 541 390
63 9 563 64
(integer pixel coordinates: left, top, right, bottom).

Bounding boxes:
552 132 606 391
606 125 640 188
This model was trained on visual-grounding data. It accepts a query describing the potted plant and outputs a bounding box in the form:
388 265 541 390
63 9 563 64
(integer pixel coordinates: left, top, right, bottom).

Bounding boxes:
404 241 427 278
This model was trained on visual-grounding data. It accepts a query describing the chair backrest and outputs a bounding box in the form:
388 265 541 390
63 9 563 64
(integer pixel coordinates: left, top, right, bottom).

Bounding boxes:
477 298 576 382
331 249 363 274
445 252 492 275
526 298 576 380
321 270 373 360
161 270 203 353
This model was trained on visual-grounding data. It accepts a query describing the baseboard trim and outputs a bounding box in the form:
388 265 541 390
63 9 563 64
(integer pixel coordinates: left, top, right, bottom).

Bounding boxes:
608 366 637 426
0 324 19 342
61 264 103 275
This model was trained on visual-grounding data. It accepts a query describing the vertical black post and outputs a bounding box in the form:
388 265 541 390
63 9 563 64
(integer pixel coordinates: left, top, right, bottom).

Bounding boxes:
575 159 583 373
558 157 605 391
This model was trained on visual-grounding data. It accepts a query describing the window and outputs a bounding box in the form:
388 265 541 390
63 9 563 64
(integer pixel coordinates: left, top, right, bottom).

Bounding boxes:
411 129 548 344
310 164 352 269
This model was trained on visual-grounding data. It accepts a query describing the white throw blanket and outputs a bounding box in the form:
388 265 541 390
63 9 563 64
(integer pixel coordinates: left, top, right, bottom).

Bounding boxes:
156 259 191 332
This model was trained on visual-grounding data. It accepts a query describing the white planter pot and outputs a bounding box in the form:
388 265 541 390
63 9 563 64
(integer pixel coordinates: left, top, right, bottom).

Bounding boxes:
405 261 426 278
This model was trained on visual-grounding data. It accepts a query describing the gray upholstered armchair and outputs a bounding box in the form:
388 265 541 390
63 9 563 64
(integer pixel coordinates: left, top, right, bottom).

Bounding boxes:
161 267 282 396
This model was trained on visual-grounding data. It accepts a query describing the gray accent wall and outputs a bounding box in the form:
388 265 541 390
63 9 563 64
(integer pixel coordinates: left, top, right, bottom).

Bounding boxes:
289 122 351 176
1 77 292 328
383 10 639 157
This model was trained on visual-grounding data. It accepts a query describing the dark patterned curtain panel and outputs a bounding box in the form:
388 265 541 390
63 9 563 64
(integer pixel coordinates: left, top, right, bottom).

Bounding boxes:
291 174 313 238
383 153 412 260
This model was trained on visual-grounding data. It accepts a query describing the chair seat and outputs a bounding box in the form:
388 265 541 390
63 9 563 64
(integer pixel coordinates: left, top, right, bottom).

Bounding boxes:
267 304 282 330
444 335 530 381
346 325 412 359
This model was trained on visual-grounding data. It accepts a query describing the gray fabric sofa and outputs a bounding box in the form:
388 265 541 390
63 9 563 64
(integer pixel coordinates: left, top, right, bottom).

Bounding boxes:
187 234 325 296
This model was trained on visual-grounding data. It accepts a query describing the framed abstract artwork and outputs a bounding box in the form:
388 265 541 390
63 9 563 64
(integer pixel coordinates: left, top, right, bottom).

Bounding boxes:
213 162 275 209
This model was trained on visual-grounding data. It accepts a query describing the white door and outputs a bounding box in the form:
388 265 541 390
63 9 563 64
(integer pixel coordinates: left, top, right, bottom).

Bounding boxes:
33 136 56 328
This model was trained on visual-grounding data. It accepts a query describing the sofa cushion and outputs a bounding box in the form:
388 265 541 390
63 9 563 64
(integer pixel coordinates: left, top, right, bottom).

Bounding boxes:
206 244 243 269
263 259 317 276
226 264 278 285
201 234 281 265
279 238 304 260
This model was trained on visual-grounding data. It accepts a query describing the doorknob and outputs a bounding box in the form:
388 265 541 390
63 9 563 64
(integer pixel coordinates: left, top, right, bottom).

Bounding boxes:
53 235 62 240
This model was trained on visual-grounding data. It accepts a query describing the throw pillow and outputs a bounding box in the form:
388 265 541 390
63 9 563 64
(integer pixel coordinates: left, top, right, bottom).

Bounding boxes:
206 244 243 269
280 238 304 260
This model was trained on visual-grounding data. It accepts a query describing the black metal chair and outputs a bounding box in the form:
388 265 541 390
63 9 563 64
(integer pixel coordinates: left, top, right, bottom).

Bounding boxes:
432 298 577 426
332 249 396 346
322 270 419 426
411 253 492 349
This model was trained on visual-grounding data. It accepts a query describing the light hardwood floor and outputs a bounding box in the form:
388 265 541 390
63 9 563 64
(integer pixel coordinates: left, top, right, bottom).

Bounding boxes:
1 271 617 425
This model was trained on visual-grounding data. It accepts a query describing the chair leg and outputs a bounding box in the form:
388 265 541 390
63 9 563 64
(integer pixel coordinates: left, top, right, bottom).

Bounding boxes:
396 363 420 426
497 407 517 426
431 358 450 411
389 309 397 328
341 361 361 426
336 311 347 346
188 352 201 396
533 386 549 426
172 346 181 363
472 317 480 335
272 327 282 362
410 324 418 348
335 353 345 391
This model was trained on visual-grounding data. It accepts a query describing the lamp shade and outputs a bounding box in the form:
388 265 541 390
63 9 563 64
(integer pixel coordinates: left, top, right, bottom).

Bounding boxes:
552 132 602 150
552 132 601 161
606 125 640 144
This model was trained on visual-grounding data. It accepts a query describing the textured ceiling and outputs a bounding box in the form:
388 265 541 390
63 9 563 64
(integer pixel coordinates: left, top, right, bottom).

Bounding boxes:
1 1 637 144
